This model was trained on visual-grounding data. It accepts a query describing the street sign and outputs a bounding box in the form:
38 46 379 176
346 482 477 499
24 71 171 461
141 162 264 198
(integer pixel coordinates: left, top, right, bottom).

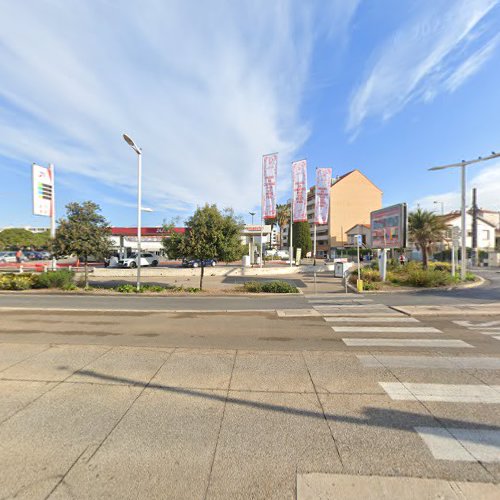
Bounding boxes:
356 234 363 246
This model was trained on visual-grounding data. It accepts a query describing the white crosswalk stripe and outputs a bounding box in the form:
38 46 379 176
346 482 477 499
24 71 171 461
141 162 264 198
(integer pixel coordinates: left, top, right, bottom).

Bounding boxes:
453 320 500 341
415 427 500 462
325 316 419 323
342 339 472 347
358 355 500 369
379 382 500 403
332 326 441 333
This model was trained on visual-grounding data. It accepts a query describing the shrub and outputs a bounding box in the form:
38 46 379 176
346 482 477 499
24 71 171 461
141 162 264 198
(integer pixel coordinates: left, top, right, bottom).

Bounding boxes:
115 284 136 293
33 270 74 289
0 274 34 290
243 280 298 293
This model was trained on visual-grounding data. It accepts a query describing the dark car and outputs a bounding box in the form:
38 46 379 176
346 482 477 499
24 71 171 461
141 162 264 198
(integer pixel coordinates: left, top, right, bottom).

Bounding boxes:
181 258 216 268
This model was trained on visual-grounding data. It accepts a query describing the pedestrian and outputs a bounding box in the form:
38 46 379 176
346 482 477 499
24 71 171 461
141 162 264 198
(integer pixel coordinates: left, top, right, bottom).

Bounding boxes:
399 254 406 266
15 248 23 264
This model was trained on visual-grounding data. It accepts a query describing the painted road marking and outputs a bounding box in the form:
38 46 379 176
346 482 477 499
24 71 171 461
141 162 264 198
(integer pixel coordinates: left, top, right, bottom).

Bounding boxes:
322 312 404 317
314 304 389 309
325 317 419 323
307 299 373 304
332 326 441 333
454 320 500 328
358 355 500 370
415 427 500 462
342 339 472 348
380 382 500 403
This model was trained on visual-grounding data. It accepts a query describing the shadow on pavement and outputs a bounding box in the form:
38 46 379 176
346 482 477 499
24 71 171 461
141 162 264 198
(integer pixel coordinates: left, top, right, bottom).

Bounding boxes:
73 368 500 445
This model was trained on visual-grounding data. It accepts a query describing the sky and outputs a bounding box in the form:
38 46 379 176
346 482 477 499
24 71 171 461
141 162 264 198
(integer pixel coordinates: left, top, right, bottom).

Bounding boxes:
1 0 499 228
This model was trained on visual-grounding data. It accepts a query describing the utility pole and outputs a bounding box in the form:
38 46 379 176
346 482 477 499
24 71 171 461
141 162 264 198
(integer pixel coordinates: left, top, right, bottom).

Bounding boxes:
428 150 500 281
472 188 478 266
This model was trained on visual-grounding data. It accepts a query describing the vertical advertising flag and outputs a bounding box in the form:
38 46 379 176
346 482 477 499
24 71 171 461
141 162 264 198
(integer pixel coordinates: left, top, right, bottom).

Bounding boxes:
32 163 53 217
262 153 278 219
292 160 307 222
314 168 332 225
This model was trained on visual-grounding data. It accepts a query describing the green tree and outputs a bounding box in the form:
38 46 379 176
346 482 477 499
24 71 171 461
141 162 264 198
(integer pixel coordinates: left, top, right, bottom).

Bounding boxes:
163 204 243 290
52 201 112 287
276 204 290 249
408 208 447 269
292 221 312 257
31 230 51 249
0 228 37 250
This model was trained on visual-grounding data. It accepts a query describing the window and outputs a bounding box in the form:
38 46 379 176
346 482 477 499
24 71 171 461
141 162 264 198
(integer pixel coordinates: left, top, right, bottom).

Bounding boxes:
483 230 490 240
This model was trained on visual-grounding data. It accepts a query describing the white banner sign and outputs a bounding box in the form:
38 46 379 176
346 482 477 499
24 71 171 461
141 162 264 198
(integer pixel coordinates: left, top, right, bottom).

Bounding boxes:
32 163 53 217
292 160 307 222
262 153 278 219
314 168 332 225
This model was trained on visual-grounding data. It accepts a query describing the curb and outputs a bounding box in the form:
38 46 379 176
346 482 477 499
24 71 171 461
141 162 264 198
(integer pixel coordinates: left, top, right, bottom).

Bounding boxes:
360 275 486 294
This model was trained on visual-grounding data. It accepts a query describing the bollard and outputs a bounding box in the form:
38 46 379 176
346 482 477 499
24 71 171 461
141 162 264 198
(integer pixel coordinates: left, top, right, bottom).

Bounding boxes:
356 279 363 293
19 265 23 274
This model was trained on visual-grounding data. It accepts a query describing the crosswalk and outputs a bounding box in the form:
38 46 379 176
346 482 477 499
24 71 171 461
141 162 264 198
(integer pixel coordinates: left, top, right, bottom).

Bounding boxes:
304 293 500 463
453 319 500 341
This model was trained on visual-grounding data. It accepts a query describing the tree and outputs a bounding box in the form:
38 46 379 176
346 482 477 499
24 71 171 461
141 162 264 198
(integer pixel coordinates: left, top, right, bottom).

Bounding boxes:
0 228 45 250
275 204 290 249
52 201 112 287
408 208 447 269
292 221 312 257
163 204 243 290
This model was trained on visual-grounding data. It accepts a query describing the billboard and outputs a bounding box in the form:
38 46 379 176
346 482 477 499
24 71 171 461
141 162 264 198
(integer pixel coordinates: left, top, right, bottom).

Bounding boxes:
370 203 408 248
314 168 332 224
292 160 307 222
262 153 278 219
32 163 53 217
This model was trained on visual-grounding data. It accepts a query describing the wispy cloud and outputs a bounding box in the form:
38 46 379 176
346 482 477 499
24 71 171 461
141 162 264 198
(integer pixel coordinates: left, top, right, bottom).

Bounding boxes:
413 162 500 212
347 0 499 135
0 1 357 221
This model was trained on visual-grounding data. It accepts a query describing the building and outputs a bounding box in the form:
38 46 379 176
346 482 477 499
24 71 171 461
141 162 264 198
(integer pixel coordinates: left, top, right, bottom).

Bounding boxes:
345 224 371 247
110 227 185 256
439 211 496 250
283 169 382 257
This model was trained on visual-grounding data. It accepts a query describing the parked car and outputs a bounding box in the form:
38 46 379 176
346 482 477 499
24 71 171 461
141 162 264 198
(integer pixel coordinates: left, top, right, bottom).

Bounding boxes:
24 251 44 260
181 258 217 268
0 251 26 263
116 253 159 268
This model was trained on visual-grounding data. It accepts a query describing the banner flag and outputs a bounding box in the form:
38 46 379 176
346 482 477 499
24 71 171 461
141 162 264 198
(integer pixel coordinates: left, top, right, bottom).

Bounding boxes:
32 163 53 217
262 153 278 219
292 160 307 222
314 168 332 225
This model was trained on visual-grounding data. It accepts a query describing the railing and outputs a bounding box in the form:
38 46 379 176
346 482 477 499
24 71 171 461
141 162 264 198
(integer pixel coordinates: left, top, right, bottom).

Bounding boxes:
0 265 94 274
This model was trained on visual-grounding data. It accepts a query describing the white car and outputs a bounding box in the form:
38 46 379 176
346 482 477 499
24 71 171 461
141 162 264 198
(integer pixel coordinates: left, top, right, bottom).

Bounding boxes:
117 253 159 268
0 251 24 263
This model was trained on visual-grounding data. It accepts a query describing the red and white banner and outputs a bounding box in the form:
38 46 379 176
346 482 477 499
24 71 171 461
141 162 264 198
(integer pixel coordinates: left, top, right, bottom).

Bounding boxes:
262 153 278 219
314 168 332 225
292 160 307 222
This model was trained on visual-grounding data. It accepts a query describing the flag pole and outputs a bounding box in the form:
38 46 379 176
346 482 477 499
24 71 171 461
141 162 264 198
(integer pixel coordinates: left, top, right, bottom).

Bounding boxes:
260 156 264 268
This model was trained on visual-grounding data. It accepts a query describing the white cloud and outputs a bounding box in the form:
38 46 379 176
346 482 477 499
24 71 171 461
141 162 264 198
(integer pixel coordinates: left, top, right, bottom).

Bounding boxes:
0 1 356 220
347 0 499 135
413 162 500 212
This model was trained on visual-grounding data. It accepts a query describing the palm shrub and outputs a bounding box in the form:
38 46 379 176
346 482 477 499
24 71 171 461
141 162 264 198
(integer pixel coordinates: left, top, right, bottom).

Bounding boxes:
408 209 447 269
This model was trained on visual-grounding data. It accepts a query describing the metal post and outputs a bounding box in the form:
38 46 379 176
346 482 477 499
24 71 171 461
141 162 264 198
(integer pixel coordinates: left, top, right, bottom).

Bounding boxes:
313 224 317 266
289 202 293 267
356 237 361 281
451 242 456 277
461 164 466 281
472 188 478 266
137 151 142 291
49 163 56 271
260 160 264 269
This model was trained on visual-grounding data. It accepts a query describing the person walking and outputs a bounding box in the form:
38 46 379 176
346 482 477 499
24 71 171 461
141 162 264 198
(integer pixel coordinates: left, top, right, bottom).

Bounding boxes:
399 253 406 266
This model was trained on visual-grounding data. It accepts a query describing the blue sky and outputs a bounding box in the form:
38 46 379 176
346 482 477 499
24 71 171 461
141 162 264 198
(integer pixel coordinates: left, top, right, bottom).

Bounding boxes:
1 0 499 228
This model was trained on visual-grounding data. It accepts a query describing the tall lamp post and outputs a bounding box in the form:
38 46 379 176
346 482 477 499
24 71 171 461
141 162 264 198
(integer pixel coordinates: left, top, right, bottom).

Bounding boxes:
433 200 444 215
249 212 256 264
123 134 143 292
428 151 500 281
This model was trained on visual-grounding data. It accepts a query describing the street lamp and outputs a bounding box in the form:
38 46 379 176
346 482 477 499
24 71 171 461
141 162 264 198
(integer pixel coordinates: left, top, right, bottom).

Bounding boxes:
249 212 256 264
433 201 444 215
123 133 143 292
428 151 500 281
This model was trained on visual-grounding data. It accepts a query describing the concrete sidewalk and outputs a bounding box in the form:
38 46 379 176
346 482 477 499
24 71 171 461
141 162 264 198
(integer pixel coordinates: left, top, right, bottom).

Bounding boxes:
1 342 499 499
